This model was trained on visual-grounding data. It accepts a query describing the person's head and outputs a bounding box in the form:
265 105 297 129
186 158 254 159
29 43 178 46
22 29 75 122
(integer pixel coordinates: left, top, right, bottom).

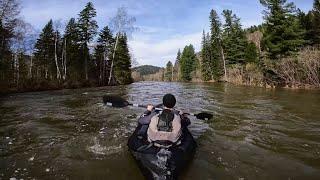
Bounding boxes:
162 94 176 109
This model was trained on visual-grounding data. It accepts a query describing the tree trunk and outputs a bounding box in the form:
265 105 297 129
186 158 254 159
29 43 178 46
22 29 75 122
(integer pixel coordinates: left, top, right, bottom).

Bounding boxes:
62 38 67 80
14 54 19 87
108 34 119 85
29 55 33 79
219 40 227 81
85 43 88 81
55 32 61 80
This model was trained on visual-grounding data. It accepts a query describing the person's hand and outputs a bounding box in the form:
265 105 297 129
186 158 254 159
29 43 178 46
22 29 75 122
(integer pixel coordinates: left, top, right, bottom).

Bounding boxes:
147 104 154 111
179 110 184 115
179 109 189 117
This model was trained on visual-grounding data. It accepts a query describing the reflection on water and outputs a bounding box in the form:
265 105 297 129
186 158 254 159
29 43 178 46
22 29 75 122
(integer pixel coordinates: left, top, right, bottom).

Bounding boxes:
0 82 320 179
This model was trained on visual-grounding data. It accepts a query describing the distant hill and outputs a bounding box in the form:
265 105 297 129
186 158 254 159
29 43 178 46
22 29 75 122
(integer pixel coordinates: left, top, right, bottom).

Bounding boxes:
132 65 163 76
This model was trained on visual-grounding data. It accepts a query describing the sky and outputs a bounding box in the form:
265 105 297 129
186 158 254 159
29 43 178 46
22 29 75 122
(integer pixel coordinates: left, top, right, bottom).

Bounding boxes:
20 0 314 67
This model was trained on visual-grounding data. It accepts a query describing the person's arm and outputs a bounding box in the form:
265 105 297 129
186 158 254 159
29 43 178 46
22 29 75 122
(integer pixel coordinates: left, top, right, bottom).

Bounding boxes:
173 109 191 127
180 115 191 127
138 105 156 125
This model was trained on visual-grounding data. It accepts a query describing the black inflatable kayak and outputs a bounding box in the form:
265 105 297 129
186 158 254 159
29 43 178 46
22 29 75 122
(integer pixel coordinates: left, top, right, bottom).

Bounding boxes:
127 126 197 180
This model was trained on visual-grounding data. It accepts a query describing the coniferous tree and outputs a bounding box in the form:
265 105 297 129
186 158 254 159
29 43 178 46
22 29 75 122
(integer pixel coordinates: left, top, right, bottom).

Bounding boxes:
113 33 133 84
34 20 55 80
222 10 248 64
260 0 305 59
64 18 81 81
94 26 115 85
173 49 181 81
77 2 98 80
312 0 320 45
165 61 173 81
297 9 314 45
245 42 259 63
180 44 196 81
209 9 225 79
201 30 212 81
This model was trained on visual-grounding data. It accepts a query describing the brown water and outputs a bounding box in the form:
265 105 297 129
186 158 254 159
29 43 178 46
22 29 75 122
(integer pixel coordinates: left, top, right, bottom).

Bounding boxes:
1 82 320 179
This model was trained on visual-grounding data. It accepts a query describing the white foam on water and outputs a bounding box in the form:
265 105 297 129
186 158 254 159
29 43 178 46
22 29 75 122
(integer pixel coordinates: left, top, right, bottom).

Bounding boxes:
87 137 123 156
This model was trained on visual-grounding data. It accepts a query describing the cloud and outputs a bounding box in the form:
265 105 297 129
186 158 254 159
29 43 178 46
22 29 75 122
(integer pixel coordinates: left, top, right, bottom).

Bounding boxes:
129 31 202 67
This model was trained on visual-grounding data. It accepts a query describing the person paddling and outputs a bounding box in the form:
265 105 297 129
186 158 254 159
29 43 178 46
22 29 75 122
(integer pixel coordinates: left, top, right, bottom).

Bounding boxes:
135 94 190 148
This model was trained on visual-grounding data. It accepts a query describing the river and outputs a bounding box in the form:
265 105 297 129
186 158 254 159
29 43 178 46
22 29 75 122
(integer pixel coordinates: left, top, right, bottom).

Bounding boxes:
1 81 320 179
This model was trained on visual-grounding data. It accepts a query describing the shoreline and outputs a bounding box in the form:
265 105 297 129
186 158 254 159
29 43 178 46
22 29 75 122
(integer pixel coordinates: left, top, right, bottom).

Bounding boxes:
1 80 319 95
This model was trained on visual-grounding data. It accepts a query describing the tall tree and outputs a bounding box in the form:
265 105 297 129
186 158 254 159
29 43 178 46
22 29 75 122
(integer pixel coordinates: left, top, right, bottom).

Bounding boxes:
113 33 133 85
297 9 314 45
210 9 226 80
222 10 248 64
165 61 173 81
77 2 98 80
33 20 55 80
260 0 305 59
180 44 196 81
312 0 320 44
173 49 181 81
201 30 212 81
108 6 136 85
0 0 21 87
94 26 115 85
64 18 81 81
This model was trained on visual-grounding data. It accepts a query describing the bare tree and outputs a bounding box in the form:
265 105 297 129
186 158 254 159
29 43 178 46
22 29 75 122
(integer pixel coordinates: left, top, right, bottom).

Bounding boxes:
108 6 136 85
53 20 63 80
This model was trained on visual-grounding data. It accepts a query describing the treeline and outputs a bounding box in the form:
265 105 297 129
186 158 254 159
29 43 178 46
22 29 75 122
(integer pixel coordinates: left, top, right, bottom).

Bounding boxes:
163 0 320 88
0 1 134 93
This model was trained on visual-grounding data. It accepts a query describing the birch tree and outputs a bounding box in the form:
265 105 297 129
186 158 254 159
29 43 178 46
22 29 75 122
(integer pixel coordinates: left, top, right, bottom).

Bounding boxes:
108 6 136 85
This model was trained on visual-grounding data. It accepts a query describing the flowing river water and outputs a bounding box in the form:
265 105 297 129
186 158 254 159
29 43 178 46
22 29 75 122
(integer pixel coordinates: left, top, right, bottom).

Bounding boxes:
1 81 320 180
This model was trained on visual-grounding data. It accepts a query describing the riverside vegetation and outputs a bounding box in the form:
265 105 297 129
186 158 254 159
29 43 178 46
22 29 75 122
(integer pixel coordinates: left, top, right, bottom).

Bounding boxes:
0 1 134 93
133 0 320 89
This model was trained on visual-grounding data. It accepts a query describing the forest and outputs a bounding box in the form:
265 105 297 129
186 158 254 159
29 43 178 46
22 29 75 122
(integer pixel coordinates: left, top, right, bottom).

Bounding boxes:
151 0 320 89
2 0 320 93
0 1 134 93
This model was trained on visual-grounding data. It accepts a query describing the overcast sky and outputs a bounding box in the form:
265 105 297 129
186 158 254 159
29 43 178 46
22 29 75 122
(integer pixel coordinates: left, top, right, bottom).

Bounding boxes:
21 0 314 67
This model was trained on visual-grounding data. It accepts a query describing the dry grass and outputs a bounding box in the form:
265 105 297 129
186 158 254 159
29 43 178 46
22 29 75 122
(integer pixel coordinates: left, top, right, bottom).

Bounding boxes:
274 48 320 88
227 63 264 87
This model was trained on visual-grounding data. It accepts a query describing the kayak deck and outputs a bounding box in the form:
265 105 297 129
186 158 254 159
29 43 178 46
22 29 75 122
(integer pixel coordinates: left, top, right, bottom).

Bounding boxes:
128 128 197 180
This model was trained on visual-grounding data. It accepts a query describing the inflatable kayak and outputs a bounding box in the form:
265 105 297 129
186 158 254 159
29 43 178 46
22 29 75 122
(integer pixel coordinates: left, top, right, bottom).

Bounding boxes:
127 126 197 180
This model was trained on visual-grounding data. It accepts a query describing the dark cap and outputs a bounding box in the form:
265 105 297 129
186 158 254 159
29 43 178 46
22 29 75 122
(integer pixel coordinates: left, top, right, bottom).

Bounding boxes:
163 94 176 108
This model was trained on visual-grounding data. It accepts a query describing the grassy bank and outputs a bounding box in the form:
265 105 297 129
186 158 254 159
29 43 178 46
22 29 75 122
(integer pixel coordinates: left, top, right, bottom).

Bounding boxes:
226 48 320 89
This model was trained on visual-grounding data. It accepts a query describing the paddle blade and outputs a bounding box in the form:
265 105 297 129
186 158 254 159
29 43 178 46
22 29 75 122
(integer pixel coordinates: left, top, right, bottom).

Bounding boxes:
195 112 213 120
103 95 129 108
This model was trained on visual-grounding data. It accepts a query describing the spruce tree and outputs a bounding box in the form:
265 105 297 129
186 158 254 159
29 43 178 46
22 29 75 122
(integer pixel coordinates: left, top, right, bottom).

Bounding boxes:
201 30 212 81
34 20 55 80
245 42 259 63
165 61 173 81
260 0 305 59
297 10 314 45
77 2 98 80
312 0 320 44
64 18 81 80
173 49 181 81
180 44 196 81
209 9 224 79
222 10 247 64
94 26 115 85
113 33 133 84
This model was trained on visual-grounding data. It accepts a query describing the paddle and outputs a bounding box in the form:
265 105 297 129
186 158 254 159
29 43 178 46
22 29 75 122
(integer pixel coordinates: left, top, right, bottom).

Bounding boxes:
102 95 213 120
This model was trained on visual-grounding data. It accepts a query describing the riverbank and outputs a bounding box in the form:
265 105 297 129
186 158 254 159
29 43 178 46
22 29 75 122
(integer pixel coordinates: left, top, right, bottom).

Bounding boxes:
0 79 104 95
132 48 320 90
226 48 320 89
